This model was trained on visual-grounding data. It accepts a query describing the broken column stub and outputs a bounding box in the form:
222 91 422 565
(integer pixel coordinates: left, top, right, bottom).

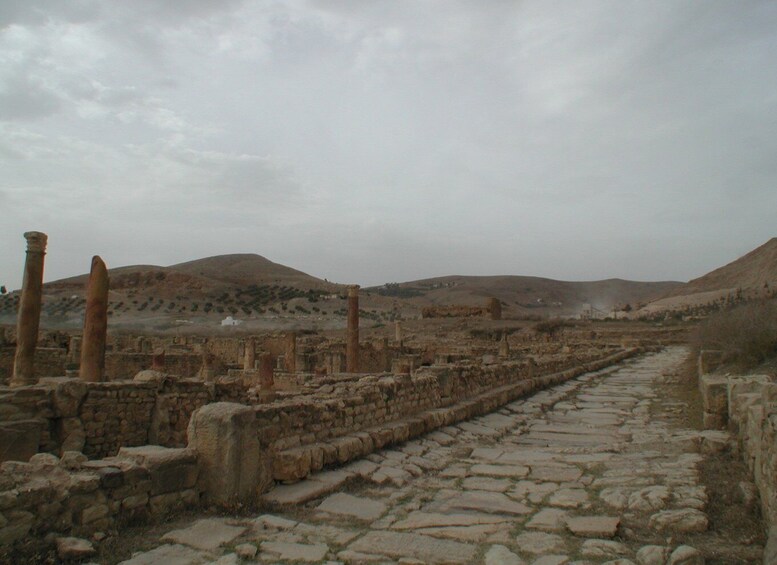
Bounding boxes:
80 256 109 382
346 284 360 373
244 338 256 371
187 402 271 505
285 332 297 373
11 231 48 387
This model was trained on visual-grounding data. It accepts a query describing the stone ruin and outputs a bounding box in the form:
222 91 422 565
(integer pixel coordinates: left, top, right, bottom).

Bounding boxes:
0 231 706 557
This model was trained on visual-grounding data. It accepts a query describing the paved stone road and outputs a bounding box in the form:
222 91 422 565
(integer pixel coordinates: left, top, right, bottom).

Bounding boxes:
118 347 734 564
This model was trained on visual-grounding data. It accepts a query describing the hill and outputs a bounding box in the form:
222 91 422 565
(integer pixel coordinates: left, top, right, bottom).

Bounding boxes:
638 238 777 316
368 275 682 318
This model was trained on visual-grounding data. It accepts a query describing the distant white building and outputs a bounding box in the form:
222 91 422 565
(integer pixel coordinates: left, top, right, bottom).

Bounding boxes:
220 316 242 326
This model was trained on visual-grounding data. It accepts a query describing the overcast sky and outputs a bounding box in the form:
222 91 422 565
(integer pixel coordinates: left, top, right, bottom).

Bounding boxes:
2 1 776 290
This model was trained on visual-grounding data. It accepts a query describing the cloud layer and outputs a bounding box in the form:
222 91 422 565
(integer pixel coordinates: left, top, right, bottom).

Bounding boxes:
2 0 776 289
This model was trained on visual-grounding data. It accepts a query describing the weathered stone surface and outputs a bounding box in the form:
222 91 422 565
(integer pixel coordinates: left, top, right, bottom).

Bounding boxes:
471 463 530 478
635 545 669 565
261 541 329 562
56 537 96 560
514 531 565 554
160 518 245 551
187 402 268 505
118 544 210 565
435 491 532 515
548 488 589 508
485 544 526 565
526 508 568 532
392 511 508 530
647 509 708 533
566 516 620 538
317 493 386 521
348 531 477 564
117 446 197 496
0 419 43 463
261 470 353 505
666 545 703 564
580 539 629 558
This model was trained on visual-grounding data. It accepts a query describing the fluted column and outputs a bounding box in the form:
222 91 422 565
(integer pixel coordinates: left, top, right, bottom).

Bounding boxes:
11 231 48 387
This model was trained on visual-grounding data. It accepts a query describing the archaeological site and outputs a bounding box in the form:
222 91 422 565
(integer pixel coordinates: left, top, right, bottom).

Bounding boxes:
0 231 776 564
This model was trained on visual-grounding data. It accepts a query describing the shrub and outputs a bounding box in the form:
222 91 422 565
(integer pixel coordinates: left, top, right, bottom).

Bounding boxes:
694 300 777 370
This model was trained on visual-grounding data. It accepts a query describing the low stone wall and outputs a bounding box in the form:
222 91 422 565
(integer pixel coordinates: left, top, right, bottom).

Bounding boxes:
0 446 199 547
698 353 777 556
0 378 252 461
104 352 205 380
260 348 641 482
0 347 642 548
0 347 68 386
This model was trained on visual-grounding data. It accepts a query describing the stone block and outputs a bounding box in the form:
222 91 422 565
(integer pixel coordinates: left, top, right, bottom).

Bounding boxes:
117 445 198 495
699 374 728 427
187 402 270 505
0 419 43 463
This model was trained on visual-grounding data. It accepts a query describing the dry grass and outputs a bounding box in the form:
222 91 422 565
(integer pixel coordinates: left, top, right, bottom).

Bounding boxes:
694 299 777 371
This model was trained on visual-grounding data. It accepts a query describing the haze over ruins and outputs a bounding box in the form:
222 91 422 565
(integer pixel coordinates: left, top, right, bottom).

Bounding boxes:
2 2 777 564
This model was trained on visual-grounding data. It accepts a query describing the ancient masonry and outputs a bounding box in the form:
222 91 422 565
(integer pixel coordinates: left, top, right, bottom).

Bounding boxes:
1 231 766 562
10 231 47 387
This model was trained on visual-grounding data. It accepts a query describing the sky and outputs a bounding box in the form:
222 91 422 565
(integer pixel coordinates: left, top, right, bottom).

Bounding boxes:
2 0 777 291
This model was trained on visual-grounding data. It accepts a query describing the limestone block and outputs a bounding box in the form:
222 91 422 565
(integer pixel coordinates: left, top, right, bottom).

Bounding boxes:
117 445 198 496
59 418 86 454
698 375 728 427
52 379 88 418
272 448 311 482
0 419 43 463
697 349 722 376
187 402 270 506
0 510 33 545
728 375 772 426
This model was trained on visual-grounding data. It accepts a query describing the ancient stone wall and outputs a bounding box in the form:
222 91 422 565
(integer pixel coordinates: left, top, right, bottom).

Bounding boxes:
104 352 205 380
0 378 253 461
0 447 199 546
0 347 68 385
698 353 777 554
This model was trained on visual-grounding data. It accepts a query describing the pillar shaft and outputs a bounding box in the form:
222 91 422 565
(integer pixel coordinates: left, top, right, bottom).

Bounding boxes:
11 231 48 387
346 285 360 373
244 339 255 371
259 353 274 389
80 256 109 382
285 332 296 373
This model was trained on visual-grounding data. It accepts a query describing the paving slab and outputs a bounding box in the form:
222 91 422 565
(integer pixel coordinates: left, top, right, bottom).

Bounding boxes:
160 519 245 551
317 492 387 521
347 530 477 564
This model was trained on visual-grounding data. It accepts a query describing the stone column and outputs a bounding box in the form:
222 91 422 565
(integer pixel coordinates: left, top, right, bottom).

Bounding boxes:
346 284 360 373
79 256 109 382
243 338 255 371
200 352 216 382
285 332 296 373
11 231 48 387
394 320 402 343
487 297 502 320
259 353 274 389
499 332 510 359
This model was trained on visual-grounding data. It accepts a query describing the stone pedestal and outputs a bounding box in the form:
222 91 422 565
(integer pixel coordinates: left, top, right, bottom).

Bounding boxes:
346 285 360 373
80 256 109 382
187 403 271 505
11 231 48 387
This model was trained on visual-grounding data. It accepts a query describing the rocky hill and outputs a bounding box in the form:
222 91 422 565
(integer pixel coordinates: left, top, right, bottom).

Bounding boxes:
638 238 777 317
368 275 682 318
